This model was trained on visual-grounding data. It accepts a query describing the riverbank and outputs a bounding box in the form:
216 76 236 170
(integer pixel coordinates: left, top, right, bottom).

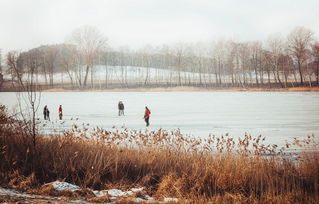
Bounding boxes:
42 86 319 92
2 80 319 92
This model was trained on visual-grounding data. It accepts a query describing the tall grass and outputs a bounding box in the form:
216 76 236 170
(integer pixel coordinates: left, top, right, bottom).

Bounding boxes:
0 105 318 203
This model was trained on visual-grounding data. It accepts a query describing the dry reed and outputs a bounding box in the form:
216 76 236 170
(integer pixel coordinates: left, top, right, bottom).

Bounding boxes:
0 105 318 203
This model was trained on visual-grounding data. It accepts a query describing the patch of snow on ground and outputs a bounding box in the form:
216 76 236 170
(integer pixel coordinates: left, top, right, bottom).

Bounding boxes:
0 187 88 203
1 186 176 203
145 195 154 200
0 187 34 199
131 187 144 192
93 187 144 198
126 187 144 196
134 197 147 202
164 197 179 202
92 190 108 197
49 181 80 191
107 189 126 197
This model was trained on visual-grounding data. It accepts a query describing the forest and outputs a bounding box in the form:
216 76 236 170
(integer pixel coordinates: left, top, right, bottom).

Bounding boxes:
1 26 319 90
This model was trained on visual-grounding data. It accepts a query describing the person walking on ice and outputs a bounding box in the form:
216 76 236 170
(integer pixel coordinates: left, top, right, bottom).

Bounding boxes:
46 107 50 121
118 101 124 116
43 105 48 120
58 105 63 120
43 105 50 121
144 106 151 127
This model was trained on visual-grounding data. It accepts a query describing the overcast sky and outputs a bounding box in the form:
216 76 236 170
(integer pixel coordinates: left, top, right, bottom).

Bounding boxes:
0 0 318 53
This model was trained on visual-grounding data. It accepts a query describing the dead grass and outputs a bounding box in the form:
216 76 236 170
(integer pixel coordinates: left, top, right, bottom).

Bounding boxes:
88 195 111 203
0 105 318 203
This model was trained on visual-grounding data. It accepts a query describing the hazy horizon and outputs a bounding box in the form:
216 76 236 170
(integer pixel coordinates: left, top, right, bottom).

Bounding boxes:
1 0 319 53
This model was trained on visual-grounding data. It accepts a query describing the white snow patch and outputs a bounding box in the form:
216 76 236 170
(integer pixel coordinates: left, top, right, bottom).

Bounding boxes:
0 187 88 203
93 187 144 198
107 189 126 197
134 197 147 202
92 190 108 197
126 187 144 196
145 195 154 200
164 197 179 202
0 187 34 199
48 181 80 191
0 186 174 203
131 187 144 192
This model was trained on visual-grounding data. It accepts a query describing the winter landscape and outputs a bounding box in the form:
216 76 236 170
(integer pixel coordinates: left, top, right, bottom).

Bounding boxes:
1 0 319 203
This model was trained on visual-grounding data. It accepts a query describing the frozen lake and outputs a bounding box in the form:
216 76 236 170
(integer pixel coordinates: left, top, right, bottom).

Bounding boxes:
1 91 319 146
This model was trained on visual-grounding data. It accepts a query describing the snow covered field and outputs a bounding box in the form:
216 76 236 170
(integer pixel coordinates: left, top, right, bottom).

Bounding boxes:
1 91 319 147
4 65 205 84
3 65 294 85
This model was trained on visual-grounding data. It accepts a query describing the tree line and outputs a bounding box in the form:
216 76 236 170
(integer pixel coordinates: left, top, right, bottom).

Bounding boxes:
2 26 319 89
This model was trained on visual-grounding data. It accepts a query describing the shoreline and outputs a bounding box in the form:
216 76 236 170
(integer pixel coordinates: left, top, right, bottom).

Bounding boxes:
42 86 319 92
1 83 319 92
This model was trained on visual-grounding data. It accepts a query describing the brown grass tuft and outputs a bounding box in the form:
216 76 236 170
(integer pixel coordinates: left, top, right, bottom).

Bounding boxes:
155 173 188 199
75 188 96 199
7 172 37 191
88 195 111 203
30 184 55 195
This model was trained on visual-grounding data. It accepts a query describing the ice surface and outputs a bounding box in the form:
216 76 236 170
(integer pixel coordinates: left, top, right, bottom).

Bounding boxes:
1 92 319 147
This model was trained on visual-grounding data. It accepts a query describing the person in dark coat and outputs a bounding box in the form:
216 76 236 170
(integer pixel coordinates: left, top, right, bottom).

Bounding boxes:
43 105 48 120
46 108 50 121
144 106 151 127
118 101 124 116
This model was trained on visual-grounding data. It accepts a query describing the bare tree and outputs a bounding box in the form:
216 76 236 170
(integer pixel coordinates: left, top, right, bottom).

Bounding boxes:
237 43 251 86
194 43 207 86
100 48 111 88
267 34 285 87
139 45 153 86
262 50 273 87
174 43 185 86
7 51 25 87
311 41 319 84
7 50 42 168
44 46 59 87
0 49 2 73
213 41 226 86
278 53 293 87
249 41 262 86
58 44 78 87
68 26 107 87
288 27 313 84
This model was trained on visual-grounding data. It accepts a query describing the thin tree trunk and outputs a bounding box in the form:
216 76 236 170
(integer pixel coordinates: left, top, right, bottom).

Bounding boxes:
316 61 319 84
83 65 90 86
297 59 303 84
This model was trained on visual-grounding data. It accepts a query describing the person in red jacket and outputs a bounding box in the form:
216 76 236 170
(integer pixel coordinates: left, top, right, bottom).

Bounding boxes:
58 105 63 120
144 106 151 127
